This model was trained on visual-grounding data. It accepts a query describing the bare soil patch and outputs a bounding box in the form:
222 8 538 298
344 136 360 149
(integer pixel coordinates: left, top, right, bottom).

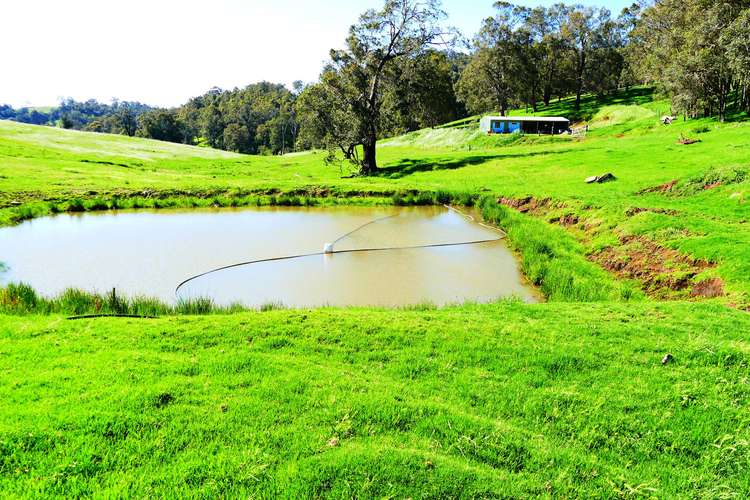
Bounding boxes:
590 235 721 298
497 196 557 214
625 206 679 217
638 179 678 195
691 278 725 298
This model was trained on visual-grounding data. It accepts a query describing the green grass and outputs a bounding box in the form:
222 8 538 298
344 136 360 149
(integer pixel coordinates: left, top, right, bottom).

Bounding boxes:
1 302 749 497
479 199 642 302
3 86 748 302
0 283 251 317
1 87 750 496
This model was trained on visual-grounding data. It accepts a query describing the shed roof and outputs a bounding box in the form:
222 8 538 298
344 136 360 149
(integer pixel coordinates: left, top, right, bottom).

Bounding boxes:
483 116 569 123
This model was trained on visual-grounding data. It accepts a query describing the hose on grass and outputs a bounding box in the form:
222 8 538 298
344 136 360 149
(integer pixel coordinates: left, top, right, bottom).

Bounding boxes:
67 314 157 320
174 207 507 299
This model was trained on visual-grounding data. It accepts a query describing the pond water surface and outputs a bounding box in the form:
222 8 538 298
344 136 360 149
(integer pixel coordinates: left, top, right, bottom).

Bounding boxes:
0 206 538 307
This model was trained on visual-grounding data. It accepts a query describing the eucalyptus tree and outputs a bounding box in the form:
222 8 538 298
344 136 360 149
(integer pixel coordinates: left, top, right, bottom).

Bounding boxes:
113 102 139 137
301 0 452 175
455 2 526 116
585 13 627 97
521 4 570 107
136 109 184 143
562 6 598 111
630 0 749 121
721 9 750 114
382 49 464 133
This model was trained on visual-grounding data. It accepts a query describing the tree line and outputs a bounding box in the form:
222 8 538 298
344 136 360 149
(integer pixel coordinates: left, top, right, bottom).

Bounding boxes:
455 2 634 116
0 86 303 155
0 99 151 132
294 0 637 174
627 0 750 122
2 0 749 172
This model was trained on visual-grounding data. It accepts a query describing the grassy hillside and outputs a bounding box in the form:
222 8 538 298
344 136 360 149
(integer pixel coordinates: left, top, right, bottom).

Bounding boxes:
1 88 750 496
2 87 749 302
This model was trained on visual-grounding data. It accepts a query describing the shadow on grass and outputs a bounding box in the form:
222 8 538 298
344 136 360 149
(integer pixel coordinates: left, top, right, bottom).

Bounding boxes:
377 150 571 179
723 109 750 123
533 87 657 122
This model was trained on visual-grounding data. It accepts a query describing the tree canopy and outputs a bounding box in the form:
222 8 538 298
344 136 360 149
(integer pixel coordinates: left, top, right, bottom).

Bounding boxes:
629 0 750 121
296 0 453 175
456 2 630 117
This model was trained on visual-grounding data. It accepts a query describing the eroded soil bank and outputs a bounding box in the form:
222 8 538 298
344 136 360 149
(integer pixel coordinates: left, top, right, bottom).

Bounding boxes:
496 195 727 301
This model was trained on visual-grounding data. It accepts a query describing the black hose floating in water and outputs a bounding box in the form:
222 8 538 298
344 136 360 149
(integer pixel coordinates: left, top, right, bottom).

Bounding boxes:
174 237 504 297
324 213 400 254
331 213 400 248
174 207 508 299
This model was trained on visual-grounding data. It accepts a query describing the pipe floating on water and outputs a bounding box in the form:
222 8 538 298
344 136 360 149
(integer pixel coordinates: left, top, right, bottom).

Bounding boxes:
175 209 509 299
175 238 504 297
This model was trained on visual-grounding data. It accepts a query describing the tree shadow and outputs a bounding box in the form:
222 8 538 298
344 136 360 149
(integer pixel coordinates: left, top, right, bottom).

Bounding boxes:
722 108 750 123
376 150 571 179
526 87 658 122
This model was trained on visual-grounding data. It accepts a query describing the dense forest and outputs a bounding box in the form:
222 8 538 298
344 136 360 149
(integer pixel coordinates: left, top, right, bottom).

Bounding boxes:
1 0 749 162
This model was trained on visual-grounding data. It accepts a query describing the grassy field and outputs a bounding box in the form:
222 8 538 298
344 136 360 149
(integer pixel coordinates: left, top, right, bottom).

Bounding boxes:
2 303 750 497
1 88 750 496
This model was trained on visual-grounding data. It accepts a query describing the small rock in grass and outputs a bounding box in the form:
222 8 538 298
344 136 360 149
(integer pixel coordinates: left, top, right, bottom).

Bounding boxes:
327 437 340 447
661 115 675 125
662 353 674 365
585 173 616 184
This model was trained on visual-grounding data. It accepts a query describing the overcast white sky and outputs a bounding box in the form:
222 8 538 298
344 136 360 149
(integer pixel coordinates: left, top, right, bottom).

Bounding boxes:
0 0 631 108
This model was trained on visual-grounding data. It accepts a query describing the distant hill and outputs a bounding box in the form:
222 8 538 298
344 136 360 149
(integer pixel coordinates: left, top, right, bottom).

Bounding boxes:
0 119 239 162
0 99 152 130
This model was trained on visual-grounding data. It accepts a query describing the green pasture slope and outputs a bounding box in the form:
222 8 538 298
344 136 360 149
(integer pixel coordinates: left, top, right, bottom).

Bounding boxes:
2 88 750 496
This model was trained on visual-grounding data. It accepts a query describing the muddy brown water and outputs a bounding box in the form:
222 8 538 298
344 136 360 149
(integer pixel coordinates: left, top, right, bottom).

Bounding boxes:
0 206 538 307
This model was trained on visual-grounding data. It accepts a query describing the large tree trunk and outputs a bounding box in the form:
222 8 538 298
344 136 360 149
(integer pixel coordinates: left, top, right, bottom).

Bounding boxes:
575 48 586 111
543 55 557 107
718 78 730 122
360 136 378 175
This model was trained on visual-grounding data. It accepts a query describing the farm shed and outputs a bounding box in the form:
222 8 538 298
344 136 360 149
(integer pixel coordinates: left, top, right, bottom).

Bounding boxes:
480 116 570 135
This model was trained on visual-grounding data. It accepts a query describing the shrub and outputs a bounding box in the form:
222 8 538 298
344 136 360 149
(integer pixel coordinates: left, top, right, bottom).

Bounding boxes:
87 198 110 211
106 288 128 314
67 198 86 212
176 297 215 315
59 288 98 315
0 283 40 313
